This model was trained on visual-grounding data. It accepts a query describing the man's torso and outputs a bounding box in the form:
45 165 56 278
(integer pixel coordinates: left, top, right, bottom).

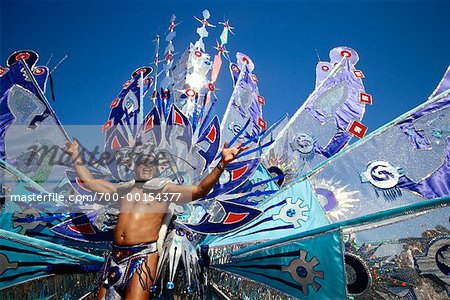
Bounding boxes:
114 185 170 246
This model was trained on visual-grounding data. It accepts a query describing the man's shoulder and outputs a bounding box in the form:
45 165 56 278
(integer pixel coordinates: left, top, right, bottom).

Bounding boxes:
115 179 135 192
143 178 174 191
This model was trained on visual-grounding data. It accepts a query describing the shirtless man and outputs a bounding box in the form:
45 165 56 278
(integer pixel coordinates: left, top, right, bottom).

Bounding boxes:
65 140 248 300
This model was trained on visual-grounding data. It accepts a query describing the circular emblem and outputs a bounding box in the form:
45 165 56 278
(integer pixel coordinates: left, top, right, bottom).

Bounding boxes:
136 68 146 74
416 238 450 285
436 244 450 276
185 88 196 98
229 123 242 135
194 50 202 57
296 265 308 277
344 254 371 296
289 133 315 154
17 149 41 174
123 80 132 88
364 161 402 189
208 82 215 92
286 208 296 218
340 50 352 58
33 67 44 75
321 65 330 72
16 52 30 61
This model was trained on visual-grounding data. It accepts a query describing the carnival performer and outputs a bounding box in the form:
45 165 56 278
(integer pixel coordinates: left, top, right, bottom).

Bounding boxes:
65 139 248 300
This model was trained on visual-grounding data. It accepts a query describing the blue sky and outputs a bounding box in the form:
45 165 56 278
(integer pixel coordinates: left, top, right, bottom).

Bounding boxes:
1 0 449 134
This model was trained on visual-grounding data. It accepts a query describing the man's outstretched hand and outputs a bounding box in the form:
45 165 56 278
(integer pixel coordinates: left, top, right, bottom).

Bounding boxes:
221 141 250 165
64 140 80 157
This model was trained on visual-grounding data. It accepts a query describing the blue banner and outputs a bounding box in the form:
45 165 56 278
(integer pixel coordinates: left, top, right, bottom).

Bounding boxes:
215 230 346 299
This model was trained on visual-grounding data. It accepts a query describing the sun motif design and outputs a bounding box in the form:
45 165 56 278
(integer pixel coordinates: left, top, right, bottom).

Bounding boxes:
313 178 359 221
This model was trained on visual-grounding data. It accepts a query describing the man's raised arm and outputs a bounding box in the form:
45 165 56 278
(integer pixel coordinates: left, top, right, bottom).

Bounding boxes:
165 141 249 202
65 140 117 194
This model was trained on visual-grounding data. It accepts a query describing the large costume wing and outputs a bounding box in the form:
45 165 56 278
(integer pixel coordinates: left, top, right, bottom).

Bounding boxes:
0 51 105 295
0 51 77 244
263 47 370 185
0 229 102 293
202 67 450 299
208 197 448 299
1 50 68 193
208 66 449 247
102 66 153 180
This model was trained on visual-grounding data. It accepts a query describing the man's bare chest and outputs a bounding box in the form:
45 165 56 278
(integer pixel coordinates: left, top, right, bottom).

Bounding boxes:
119 187 169 213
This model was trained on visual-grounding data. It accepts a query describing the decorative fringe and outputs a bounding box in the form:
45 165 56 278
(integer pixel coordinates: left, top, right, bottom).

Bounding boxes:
208 268 294 300
0 273 98 300
208 241 262 266
374 187 402 202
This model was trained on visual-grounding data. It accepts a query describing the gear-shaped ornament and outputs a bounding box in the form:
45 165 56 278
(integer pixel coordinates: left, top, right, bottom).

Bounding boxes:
13 208 46 234
249 178 269 203
0 253 18 275
273 197 309 228
282 249 324 295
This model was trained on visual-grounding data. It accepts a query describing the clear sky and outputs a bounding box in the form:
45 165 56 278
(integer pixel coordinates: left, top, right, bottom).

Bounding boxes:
1 0 449 134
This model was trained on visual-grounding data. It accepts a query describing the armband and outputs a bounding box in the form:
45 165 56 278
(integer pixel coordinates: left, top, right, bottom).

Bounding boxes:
217 161 225 171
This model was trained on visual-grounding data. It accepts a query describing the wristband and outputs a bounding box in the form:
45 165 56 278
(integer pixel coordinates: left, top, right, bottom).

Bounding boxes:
217 161 225 171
